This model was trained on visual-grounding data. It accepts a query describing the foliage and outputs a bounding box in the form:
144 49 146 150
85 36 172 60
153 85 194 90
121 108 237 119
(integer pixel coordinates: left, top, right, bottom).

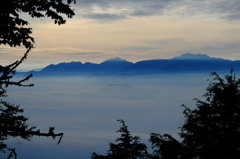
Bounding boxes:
91 70 240 158
0 0 76 158
91 119 149 159
0 50 64 158
149 133 183 159
149 69 240 159
0 0 76 49
180 69 240 159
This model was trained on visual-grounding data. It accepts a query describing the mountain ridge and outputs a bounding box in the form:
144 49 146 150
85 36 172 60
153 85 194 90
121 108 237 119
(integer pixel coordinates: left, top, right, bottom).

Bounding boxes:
171 53 222 60
20 53 240 76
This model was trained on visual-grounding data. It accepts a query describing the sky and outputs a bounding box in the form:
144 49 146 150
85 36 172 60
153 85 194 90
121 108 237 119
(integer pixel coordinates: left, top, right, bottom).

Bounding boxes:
1 0 240 71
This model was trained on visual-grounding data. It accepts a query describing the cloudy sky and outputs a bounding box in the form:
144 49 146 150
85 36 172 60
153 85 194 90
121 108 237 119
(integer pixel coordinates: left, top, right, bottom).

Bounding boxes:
1 0 240 70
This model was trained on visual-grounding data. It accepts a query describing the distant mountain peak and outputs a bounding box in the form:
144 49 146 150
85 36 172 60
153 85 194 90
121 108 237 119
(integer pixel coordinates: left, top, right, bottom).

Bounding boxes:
101 57 130 64
106 57 126 62
172 53 212 60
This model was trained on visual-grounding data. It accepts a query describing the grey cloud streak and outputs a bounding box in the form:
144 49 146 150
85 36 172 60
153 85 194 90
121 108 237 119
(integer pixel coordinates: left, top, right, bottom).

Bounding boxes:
52 52 105 56
81 13 128 21
74 0 240 21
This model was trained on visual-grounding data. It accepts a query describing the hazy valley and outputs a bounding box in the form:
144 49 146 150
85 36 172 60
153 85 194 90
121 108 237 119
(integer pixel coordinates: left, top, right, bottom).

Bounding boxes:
6 53 240 158
6 72 215 158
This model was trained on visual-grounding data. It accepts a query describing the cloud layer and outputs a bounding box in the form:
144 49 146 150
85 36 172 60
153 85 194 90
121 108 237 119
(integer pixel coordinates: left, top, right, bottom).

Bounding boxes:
1 0 240 71
75 0 240 21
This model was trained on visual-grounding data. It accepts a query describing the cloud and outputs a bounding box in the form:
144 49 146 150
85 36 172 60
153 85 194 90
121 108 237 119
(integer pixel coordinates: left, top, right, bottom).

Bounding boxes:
75 0 173 20
0 47 28 65
121 46 159 52
75 0 240 21
174 0 240 20
224 13 240 20
52 52 105 56
81 13 127 21
0 52 11 56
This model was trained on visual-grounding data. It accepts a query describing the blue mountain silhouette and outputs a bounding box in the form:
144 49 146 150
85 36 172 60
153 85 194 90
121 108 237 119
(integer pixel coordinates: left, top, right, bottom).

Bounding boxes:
172 53 219 60
23 53 240 76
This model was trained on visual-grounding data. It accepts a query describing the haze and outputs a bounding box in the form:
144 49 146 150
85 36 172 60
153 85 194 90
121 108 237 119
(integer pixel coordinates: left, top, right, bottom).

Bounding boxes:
5 73 209 159
1 0 240 158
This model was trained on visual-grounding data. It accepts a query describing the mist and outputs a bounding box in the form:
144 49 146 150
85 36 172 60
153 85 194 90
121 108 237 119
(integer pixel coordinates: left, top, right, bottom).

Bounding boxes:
4 73 209 159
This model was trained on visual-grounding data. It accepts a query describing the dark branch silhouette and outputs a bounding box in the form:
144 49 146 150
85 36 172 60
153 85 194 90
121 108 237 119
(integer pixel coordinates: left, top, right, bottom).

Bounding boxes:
0 47 33 88
1 0 76 158
0 0 76 49
0 52 65 158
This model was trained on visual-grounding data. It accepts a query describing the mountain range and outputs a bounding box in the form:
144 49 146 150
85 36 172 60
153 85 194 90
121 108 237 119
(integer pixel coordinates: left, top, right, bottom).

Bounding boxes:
20 53 240 76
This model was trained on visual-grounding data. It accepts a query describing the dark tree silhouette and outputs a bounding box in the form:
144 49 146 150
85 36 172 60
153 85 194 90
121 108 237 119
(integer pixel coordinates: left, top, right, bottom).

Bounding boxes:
180 69 240 159
0 0 76 158
0 49 65 159
0 0 75 49
91 119 149 159
149 133 183 159
149 69 240 159
91 70 240 159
